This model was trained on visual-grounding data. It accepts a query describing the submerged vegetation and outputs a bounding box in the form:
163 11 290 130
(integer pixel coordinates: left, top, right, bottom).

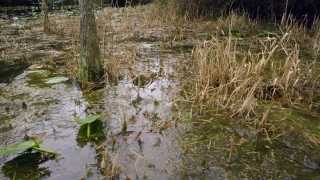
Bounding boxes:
0 0 320 179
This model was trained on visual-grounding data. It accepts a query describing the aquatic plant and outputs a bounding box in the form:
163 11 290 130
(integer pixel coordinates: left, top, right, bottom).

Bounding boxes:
0 140 60 156
229 29 240 37
184 113 192 130
75 114 105 139
258 30 277 37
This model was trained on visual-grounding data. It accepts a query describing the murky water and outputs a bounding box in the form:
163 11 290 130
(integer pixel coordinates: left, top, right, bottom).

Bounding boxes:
1 5 320 180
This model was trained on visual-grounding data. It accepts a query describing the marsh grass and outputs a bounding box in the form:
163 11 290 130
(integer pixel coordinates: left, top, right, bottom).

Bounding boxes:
149 0 320 120
190 29 318 118
99 147 121 180
311 18 320 59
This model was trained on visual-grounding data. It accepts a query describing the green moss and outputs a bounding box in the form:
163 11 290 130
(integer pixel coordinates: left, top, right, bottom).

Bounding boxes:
26 71 52 88
83 90 103 102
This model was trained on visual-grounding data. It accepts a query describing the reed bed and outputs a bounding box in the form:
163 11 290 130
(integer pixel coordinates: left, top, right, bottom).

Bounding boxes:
189 21 319 119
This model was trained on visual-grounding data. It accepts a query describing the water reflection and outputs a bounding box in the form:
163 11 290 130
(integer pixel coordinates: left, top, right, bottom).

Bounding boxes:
76 120 107 148
1 152 52 179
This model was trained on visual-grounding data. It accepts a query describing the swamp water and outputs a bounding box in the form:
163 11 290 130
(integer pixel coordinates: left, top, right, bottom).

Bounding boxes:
0 5 320 180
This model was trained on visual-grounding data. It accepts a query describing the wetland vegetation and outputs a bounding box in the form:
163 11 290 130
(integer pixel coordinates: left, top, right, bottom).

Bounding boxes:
0 0 320 179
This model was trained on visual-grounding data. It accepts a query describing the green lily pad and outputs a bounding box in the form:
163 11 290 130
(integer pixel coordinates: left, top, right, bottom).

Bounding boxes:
230 29 240 37
142 43 154 48
45 76 69 84
11 23 23 28
0 140 60 156
231 37 244 41
258 30 277 37
74 114 105 125
0 140 40 155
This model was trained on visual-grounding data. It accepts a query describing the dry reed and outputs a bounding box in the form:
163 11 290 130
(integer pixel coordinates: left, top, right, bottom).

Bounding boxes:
191 24 317 118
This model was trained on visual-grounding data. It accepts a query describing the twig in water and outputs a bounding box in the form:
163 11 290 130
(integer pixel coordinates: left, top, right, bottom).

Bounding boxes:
228 135 235 161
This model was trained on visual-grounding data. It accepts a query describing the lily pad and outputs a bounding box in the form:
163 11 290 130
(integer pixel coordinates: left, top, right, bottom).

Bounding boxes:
75 114 105 125
231 37 244 41
230 29 240 37
0 140 60 156
12 17 19 20
0 140 39 155
142 43 154 48
258 30 277 37
45 76 69 84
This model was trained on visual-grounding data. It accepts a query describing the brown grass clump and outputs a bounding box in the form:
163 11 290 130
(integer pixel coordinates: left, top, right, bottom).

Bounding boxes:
190 23 318 118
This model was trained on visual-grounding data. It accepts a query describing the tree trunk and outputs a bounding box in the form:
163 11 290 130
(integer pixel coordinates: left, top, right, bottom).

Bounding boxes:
79 0 103 86
42 0 49 32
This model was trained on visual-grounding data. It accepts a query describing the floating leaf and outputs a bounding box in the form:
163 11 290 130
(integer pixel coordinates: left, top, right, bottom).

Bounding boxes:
45 76 69 84
231 37 244 41
258 30 277 37
142 43 154 48
75 114 105 125
0 140 60 156
11 23 23 28
0 140 38 155
32 147 60 155
230 29 240 37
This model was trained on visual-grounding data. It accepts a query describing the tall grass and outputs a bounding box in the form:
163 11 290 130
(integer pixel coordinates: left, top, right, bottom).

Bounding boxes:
150 0 320 118
190 21 318 118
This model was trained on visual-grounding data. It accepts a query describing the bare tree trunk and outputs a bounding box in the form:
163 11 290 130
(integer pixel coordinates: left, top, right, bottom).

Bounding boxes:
42 0 49 32
79 0 103 86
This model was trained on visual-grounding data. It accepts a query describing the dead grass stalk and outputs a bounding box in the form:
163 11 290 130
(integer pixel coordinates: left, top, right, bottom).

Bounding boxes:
191 25 316 118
